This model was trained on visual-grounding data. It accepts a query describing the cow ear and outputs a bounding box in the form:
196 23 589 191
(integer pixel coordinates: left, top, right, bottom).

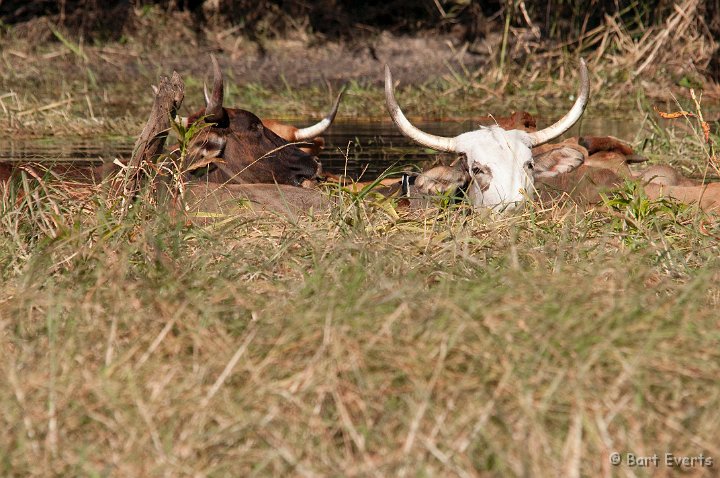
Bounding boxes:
533 145 586 179
414 164 470 195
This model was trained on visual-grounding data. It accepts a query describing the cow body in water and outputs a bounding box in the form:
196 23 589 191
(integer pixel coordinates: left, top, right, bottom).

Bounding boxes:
532 137 720 211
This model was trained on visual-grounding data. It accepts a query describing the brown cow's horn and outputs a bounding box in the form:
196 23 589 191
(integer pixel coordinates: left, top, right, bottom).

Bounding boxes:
294 83 348 140
204 54 224 123
527 59 590 146
384 65 457 152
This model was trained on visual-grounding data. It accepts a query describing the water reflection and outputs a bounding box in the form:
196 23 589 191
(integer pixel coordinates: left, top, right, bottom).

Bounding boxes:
0 138 133 166
0 118 643 179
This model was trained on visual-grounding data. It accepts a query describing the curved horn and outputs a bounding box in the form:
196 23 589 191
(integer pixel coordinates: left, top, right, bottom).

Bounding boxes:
294 84 348 140
203 82 210 105
384 65 457 152
204 54 224 123
527 59 590 146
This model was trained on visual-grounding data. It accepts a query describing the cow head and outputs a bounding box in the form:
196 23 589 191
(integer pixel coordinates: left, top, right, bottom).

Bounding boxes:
385 60 590 211
205 81 345 157
183 55 321 186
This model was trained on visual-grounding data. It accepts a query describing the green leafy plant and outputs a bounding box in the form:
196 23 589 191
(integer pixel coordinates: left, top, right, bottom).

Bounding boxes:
601 179 689 249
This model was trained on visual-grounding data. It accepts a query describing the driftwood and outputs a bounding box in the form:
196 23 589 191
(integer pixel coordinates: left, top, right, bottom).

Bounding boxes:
117 71 185 208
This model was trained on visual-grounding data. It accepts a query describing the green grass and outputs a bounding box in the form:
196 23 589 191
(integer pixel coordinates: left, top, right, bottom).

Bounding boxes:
1 169 719 476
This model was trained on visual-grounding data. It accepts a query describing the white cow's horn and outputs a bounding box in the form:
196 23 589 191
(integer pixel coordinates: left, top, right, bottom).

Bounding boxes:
295 84 348 140
527 59 590 146
384 65 457 152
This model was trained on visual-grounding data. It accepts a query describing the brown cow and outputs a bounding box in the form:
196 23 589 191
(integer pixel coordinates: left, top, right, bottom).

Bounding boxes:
476 110 538 131
0 56 336 218
406 111 720 212
0 56 332 190
202 80 346 157
181 55 322 186
533 137 720 211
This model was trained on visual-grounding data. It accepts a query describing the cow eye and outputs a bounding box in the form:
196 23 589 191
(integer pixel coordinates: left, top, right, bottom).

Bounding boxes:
471 166 486 176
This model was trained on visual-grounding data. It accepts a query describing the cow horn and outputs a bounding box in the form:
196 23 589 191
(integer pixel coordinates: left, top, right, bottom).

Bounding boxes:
384 65 457 152
204 54 224 123
527 59 590 146
294 83 348 140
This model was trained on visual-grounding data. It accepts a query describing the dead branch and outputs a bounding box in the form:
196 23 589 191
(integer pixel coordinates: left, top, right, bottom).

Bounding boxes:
117 71 184 208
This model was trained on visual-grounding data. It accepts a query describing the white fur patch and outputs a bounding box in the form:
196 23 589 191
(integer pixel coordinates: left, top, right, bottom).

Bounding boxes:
454 126 534 211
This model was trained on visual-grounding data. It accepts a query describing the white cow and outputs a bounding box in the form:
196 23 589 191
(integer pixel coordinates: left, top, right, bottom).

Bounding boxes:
384 60 590 211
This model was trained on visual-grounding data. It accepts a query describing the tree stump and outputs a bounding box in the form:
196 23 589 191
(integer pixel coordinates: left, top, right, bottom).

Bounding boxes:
116 71 184 212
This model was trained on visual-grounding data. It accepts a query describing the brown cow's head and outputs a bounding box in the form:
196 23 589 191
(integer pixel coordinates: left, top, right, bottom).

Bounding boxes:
477 111 537 132
203 79 345 157
183 55 321 186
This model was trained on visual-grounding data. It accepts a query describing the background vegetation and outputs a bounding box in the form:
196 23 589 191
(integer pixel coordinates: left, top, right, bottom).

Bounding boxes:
1 0 718 139
2 0 719 49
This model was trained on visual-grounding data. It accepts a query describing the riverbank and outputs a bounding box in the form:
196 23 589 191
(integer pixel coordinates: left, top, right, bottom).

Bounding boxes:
1 3 718 139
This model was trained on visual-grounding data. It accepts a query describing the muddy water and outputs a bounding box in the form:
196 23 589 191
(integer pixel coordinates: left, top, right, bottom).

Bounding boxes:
0 118 642 180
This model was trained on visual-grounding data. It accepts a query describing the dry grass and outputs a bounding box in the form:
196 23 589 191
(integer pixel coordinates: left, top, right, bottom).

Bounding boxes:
1 166 720 476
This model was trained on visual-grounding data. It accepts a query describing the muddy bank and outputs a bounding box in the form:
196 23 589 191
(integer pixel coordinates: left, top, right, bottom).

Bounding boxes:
1 31 490 90
194 33 490 87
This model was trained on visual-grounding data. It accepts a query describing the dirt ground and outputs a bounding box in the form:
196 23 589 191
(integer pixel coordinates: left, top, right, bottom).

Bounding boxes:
1 0 717 96
188 32 497 86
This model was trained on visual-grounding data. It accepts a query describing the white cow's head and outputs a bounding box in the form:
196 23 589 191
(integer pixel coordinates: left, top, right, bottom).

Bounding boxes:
385 60 590 211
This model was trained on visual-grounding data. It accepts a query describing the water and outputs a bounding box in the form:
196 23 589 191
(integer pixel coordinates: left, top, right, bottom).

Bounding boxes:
0 118 645 180
318 117 644 178
0 137 133 167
